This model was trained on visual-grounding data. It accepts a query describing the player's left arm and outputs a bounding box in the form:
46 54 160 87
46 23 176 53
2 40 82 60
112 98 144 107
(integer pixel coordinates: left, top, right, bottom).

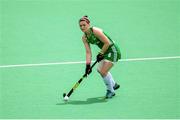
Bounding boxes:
93 27 111 54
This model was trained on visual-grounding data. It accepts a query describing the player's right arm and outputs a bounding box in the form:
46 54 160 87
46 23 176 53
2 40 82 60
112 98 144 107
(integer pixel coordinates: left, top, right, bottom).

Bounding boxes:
82 35 92 64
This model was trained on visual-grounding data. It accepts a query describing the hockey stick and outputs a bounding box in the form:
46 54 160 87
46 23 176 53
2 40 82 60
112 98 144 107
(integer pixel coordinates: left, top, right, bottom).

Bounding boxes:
63 60 98 100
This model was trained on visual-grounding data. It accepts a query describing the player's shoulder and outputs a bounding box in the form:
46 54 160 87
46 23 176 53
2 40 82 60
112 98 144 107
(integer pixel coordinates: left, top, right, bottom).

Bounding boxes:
92 26 103 32
82 34 87 42
92 26 103 36
82 34 86 39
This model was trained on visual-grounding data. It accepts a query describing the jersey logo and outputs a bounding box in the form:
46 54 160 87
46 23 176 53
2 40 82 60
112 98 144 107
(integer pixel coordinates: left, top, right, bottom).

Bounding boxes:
96 41 100 44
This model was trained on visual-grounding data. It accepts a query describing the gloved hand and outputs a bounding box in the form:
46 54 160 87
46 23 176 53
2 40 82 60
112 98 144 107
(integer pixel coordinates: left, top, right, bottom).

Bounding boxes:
85 64 92 76
96 52 104 62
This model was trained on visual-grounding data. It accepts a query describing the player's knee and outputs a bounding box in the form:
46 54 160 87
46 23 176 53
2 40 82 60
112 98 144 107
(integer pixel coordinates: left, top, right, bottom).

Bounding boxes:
97 69 107 77
97 68 101 74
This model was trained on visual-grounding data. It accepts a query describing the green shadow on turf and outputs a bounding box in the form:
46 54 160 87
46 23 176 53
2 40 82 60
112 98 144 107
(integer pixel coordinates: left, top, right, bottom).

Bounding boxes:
56 96 108 105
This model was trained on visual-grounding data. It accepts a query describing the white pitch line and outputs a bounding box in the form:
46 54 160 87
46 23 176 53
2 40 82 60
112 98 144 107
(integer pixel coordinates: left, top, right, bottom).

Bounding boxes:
0 56 180 68
120 56 180 62
0 61 86 68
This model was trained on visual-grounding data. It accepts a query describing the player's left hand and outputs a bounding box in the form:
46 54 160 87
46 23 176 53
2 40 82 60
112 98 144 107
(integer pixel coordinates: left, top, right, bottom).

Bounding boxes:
96 52 104 62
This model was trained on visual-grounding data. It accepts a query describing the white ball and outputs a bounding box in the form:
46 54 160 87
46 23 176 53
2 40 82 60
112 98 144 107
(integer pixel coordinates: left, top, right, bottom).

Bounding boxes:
64 96 69 101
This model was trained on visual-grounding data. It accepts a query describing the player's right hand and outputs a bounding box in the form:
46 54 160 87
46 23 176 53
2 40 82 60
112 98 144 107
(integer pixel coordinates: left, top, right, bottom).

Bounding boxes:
85 64 92 76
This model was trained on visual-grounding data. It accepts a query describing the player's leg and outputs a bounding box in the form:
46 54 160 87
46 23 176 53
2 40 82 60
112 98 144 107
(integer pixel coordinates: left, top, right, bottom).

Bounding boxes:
97 60 116 98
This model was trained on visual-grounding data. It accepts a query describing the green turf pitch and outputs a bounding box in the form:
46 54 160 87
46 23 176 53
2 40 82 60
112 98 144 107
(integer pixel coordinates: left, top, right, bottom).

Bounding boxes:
0 0 180 119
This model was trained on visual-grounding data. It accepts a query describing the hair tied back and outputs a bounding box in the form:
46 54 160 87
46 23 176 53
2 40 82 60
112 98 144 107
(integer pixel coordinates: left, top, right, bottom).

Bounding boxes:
79 15 90 24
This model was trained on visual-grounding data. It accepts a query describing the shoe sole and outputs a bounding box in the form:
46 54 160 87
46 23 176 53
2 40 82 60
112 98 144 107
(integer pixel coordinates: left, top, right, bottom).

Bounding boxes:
105 93 116 99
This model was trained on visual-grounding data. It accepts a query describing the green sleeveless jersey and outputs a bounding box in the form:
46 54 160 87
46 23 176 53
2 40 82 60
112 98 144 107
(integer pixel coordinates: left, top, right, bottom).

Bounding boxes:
85 27 121 62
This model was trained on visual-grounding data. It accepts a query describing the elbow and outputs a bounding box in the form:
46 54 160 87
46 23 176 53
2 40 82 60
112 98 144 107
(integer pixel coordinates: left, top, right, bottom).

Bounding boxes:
106 39 111 46
106 42 110 48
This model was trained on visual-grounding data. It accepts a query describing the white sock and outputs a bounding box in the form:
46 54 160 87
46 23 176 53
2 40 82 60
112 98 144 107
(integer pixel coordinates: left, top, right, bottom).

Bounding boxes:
103 72 115 92
108 72 115 87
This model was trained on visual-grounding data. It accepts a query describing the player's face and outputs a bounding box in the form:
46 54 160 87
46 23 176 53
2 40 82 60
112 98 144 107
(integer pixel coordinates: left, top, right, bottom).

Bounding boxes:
79 21 90 33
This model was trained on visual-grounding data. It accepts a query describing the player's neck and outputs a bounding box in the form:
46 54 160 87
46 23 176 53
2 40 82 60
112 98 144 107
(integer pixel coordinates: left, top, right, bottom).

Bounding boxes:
85 28 91 35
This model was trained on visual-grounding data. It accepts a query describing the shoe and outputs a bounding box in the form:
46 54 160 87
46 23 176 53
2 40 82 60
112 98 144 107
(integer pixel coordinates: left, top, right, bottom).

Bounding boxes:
106 90 115 99
113 83 120 90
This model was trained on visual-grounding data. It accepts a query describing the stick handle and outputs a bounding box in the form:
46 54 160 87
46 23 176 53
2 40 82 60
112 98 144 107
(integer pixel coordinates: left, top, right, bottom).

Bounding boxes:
66 60 98 97
91 60 98 69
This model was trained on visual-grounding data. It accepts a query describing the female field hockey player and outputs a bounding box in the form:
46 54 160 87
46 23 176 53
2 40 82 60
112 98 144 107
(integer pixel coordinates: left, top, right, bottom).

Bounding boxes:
79 16 121 98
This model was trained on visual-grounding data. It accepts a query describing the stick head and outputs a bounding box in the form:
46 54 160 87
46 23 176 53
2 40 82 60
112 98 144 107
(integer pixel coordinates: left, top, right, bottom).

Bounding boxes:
63 95 69 101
